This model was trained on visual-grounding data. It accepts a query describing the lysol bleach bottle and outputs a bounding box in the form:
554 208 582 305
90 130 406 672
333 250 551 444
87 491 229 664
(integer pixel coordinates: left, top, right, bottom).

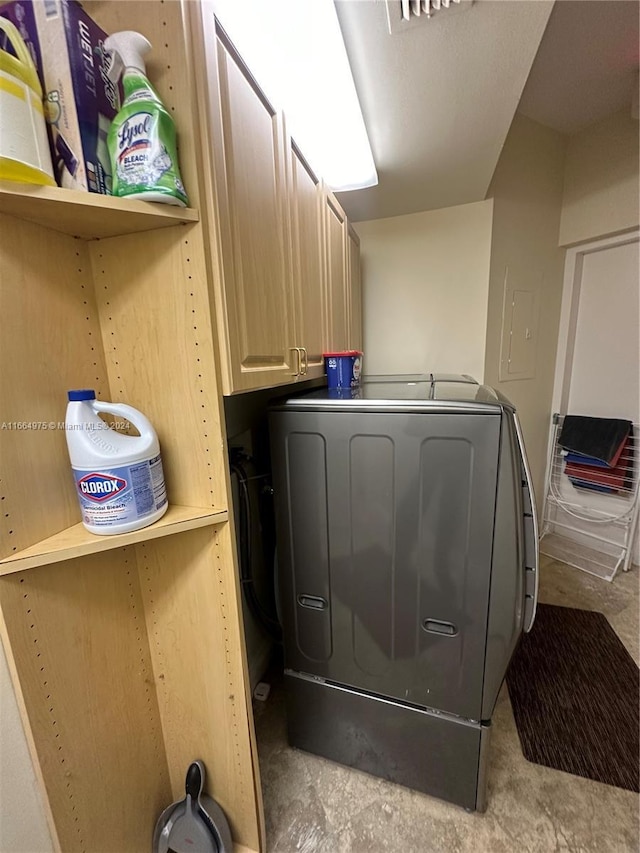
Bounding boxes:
65 390 168 535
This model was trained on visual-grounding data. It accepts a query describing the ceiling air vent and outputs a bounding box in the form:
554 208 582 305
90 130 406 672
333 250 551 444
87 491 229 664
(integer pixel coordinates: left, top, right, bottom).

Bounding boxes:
385 0 474 35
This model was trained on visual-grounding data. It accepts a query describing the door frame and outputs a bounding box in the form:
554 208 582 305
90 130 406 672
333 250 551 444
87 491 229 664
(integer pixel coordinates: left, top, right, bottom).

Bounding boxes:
550 228 640 416
544 228 640 565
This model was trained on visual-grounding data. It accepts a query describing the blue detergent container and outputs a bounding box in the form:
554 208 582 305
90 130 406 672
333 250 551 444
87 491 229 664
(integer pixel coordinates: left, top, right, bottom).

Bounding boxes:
323 351 363 388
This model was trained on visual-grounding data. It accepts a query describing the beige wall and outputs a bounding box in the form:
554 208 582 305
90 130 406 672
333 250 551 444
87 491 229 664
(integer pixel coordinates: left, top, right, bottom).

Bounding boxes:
484 114 567 504
355 200 493 378
566 240 639 422
559 110 640 247
0 643 53 853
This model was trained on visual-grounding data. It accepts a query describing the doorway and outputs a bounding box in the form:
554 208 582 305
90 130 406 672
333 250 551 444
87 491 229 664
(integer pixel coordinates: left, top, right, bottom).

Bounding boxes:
543 230 640 575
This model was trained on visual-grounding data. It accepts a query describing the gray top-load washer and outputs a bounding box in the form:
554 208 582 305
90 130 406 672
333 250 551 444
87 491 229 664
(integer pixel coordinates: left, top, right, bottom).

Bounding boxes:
269 376 538 811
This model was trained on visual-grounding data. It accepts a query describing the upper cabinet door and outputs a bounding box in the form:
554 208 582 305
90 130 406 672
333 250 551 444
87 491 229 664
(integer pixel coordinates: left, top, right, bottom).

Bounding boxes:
288 141 326 378
347 224 363 354
324 190 349 353
208 27 297 392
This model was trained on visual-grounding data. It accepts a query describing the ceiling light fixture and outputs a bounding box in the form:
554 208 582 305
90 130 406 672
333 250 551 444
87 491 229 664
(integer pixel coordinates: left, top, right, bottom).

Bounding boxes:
212 0 378 192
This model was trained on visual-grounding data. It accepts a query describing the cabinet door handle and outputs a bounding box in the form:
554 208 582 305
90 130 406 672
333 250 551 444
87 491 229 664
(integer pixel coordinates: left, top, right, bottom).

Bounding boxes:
289 347 302 376
301 347 308 375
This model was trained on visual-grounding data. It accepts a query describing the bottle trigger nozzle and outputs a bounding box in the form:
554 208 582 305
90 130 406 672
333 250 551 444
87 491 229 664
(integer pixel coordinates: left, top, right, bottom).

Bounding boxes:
105 48 123 86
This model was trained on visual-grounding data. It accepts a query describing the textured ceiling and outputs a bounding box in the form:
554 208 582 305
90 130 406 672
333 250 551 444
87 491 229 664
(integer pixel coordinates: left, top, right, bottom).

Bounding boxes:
518 0 639 134
335 0 640 222
334 0 554 222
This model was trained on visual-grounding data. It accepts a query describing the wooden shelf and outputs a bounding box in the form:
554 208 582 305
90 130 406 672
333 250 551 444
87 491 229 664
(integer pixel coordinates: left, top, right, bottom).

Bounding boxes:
0 180 199 240
0 505 228 574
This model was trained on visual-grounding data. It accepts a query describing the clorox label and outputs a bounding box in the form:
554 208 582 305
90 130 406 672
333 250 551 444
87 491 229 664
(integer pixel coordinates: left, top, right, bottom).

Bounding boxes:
72 457 167 529
78 473 127 502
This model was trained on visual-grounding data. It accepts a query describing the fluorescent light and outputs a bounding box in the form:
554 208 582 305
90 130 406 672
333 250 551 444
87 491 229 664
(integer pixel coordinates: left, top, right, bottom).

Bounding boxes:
212 0 378 191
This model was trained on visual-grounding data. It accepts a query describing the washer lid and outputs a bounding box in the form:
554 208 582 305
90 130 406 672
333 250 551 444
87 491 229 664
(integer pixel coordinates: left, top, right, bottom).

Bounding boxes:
272 374 513 414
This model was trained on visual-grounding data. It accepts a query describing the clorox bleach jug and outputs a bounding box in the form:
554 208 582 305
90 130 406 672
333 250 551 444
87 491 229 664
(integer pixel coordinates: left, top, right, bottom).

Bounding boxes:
65 390 167 535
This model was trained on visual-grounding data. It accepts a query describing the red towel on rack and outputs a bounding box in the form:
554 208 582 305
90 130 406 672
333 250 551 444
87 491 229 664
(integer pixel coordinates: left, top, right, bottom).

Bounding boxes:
565 436 632 492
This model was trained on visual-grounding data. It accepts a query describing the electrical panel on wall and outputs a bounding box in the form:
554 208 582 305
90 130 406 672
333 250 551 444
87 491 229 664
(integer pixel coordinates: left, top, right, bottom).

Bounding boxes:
499 266 541 382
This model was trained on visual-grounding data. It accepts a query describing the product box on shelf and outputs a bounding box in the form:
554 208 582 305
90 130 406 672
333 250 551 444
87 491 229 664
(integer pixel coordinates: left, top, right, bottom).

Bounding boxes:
1 0 121 193
33 0 121 193
0 1 44 78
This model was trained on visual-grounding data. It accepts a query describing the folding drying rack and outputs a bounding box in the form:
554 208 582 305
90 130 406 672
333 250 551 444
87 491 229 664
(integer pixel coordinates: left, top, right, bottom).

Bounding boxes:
540 414 639 581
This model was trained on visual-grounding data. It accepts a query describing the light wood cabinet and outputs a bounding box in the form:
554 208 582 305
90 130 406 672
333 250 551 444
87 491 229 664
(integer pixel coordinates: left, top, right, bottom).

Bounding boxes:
287 140 327 379
202 25 296 393
324 189 350 352
0 3 263 852
347 223 364 353
197 16 363 394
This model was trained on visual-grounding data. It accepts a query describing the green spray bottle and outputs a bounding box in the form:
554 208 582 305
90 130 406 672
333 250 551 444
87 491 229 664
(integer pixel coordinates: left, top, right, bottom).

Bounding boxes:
104 31 188 206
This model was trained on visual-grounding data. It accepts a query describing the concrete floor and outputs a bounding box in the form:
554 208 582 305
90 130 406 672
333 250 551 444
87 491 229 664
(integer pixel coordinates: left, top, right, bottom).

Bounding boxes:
253 557 639 852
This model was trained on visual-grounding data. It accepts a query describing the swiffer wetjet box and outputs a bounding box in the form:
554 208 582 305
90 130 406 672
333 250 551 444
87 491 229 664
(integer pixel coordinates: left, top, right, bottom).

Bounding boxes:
33 0 121 193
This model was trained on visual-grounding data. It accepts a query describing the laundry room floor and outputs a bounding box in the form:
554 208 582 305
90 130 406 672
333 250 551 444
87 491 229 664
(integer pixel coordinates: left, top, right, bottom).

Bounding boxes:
253 557 639 853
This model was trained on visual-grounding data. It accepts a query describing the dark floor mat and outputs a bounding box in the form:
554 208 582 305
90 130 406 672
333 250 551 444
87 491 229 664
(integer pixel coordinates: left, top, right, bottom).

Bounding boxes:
506 603 639 792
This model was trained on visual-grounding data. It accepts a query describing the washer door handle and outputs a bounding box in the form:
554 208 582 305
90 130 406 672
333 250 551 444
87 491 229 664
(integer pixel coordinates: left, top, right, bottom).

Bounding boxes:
297 594 327 611
422 618 458 636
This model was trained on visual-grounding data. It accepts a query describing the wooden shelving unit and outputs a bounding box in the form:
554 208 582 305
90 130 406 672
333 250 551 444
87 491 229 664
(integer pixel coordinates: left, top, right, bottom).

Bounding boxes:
0 3 263 852
0 505 228 574
0 180 199 240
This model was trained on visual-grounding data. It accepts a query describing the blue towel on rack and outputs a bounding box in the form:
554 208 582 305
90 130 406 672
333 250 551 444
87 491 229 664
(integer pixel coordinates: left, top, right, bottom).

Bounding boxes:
565 452 610 469
568 477 617 494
